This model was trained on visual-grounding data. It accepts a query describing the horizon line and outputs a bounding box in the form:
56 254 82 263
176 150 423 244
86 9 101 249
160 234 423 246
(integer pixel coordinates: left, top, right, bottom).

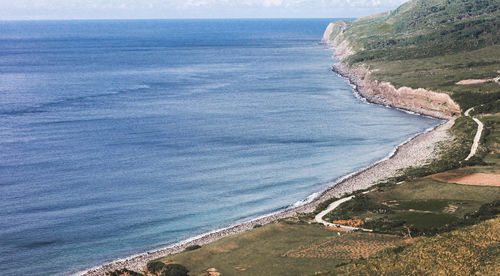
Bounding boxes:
0 17 356 22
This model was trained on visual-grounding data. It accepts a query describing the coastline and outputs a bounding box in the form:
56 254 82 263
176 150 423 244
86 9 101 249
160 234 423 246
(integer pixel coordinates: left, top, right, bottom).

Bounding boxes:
331 62 460 119
78 71 455 276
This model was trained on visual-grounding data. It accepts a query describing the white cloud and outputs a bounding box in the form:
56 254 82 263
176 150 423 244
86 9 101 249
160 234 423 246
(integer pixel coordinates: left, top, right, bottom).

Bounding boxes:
0 0 410 19
0 0 408 8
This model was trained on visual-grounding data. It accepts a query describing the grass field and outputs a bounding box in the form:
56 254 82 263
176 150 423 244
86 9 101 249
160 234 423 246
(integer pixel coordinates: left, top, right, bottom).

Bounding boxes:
481 113 500 169
324 179 500 236
367 45 500 110
156 223 409 276
321 217 500 276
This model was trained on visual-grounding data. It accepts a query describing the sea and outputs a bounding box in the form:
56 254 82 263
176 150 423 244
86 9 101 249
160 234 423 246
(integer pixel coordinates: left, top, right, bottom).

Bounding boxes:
0 19 440 275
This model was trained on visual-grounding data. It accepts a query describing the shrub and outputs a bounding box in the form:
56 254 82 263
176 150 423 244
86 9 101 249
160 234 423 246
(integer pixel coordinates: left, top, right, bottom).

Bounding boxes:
146 261 165 275
184 244 201 251
106 268 144 276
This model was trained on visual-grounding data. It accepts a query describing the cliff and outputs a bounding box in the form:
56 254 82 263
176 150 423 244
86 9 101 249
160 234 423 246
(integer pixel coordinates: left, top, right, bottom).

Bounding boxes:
323 20 461 119
322 0 500 116
321 21 353 60
331 63 460 119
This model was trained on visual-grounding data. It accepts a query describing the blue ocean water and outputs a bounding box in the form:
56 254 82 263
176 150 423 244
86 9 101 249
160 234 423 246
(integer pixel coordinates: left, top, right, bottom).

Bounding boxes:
0 19 440 275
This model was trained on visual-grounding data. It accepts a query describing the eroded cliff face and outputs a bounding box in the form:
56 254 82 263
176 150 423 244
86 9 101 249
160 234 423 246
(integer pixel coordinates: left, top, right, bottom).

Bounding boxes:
321 22 336 43
332 63 461 119
324 22 461 119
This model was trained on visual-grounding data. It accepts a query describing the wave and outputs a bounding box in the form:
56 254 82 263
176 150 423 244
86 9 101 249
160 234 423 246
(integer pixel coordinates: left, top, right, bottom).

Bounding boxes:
0 84 151 117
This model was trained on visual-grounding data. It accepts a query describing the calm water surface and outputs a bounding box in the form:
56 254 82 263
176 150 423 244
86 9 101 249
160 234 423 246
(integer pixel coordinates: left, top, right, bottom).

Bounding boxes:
0 19 440 275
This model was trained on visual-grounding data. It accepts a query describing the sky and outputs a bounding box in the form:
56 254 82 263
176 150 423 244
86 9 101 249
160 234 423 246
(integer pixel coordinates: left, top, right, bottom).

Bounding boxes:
0 0 410 20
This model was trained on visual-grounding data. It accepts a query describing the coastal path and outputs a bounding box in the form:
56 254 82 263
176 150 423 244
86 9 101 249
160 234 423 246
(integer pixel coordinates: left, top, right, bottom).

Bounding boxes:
464 107 484 161
314 192 372 232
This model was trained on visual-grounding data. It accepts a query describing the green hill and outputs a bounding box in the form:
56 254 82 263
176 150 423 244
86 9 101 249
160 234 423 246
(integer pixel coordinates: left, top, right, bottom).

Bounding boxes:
334 0 500 62
327 0 500 110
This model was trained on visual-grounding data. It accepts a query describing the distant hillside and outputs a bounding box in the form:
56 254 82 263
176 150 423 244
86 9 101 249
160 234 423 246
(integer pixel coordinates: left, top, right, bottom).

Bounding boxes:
332 0 500 63
325 0 500 111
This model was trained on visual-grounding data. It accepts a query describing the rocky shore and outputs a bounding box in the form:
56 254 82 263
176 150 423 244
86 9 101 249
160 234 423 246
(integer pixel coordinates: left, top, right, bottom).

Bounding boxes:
322 20 460 119
331 63 461 119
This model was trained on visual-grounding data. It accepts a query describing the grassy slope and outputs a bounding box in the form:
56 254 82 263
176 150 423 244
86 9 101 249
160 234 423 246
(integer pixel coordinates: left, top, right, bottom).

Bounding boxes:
322 217 500 276
159 223 409 276
481 113 500 170
324 179 500 236
333 0 500 110
368 45 500 110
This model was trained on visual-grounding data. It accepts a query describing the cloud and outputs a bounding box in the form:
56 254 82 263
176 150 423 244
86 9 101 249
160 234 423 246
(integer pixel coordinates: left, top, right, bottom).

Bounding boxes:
0 0 410 19
0 0 408 9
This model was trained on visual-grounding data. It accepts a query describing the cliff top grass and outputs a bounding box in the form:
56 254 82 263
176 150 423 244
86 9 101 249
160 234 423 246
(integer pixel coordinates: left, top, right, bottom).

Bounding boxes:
339 0 500 62
329 0 500 110
367 45 500 110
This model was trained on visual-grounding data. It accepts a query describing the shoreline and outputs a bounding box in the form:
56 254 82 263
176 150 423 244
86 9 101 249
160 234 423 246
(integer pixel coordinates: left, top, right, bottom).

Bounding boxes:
78 69 455 276
331 62 459 120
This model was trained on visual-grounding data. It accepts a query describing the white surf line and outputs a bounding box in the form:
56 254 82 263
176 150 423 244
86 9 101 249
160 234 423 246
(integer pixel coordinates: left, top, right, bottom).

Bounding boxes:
314 191 372 232
464 107 484 161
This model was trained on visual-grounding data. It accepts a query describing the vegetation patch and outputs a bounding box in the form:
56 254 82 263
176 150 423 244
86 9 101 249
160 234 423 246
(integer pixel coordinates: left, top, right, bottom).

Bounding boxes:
106 269 144 276
145 261 189 276
184 245 201 251
481 114 500 168
392 199 449 212
284 233 408 260
320 217 500 275
158 223 407 276
325 179 500 237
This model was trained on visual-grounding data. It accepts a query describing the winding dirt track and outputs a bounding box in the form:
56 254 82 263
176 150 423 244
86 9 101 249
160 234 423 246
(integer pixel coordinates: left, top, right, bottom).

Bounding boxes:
464 107 484 161
314 192 372 232
315 107 486 230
